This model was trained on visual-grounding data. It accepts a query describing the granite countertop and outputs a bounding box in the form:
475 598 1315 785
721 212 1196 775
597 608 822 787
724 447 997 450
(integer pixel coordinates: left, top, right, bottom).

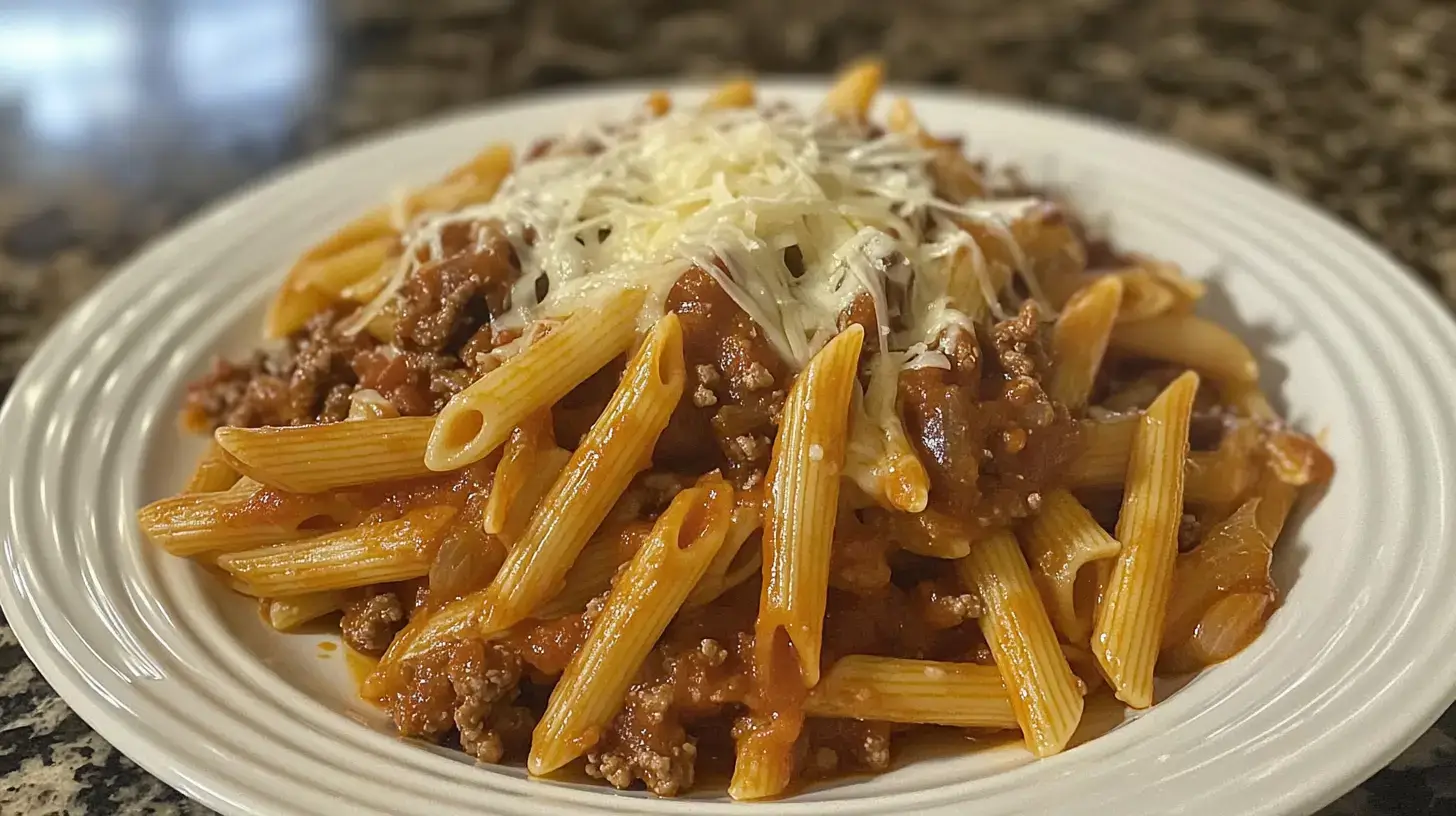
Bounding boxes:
1 0 1453 813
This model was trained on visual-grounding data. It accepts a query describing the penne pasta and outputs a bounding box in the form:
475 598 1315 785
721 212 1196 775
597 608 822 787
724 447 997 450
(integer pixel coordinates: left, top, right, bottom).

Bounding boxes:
184 441 241 493
531 522 652 620
373 312 685 673
756 325 864 687
427 288 646 471
1092 371 1199 708
683 497 764 608
1067 412 1243 506
1049 275 1124 408
137 487 360 557
482 412 572 546
823 58 884 121
805 655 1019 729
218 506 456 596
1109 315 1258 385
268 590 350 631
215 416 435 494
1021 489 1123 644
293 235 397 296
528 476 734 775
958 530 1084 757
703 78 756 110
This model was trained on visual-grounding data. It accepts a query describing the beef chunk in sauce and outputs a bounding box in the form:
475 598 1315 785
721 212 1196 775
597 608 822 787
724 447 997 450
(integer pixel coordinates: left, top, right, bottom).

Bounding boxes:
394 219 520 354
899 301 1079 527
340 590 406 656
183 306 376 429
661 266 788 486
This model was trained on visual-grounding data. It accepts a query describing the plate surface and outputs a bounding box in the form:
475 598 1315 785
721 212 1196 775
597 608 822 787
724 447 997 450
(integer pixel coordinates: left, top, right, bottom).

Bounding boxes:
3 81 1456 816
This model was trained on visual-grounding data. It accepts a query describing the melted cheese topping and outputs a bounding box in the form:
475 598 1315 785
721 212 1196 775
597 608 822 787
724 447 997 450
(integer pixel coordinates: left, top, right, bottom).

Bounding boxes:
355 102 1049 370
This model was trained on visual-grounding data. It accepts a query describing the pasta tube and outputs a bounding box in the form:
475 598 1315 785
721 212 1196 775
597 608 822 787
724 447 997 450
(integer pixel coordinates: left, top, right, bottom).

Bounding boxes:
138 487 359 557
1092 370 1199 708
1110 315 1258 385
1021 489 1123 643
1049 275 1124 408
958 530 1084 757
806 655 1019 729
528 476 734 775
184 441 241 493
427 288 645 471
214 416 435 494
218 506 457 596
267 590 350 631
756 325 864 687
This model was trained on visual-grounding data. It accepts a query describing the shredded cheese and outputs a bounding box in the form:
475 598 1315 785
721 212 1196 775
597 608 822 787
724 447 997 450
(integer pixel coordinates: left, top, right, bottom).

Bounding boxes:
348 102 1053 368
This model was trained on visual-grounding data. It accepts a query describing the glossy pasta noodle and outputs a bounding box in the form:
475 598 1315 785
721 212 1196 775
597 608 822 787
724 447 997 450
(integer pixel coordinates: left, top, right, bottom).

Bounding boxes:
139 61 1334 799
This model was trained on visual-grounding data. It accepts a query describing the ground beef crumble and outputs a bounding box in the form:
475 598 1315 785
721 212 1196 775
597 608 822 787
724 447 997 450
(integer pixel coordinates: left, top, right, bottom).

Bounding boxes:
340 591 406 657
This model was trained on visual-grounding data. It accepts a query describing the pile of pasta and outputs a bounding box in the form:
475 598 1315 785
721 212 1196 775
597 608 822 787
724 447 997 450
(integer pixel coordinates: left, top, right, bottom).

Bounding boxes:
139 62 1333 799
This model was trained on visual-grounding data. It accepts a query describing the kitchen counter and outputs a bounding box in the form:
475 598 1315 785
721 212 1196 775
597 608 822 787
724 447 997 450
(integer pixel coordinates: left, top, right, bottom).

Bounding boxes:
1 1 1453 813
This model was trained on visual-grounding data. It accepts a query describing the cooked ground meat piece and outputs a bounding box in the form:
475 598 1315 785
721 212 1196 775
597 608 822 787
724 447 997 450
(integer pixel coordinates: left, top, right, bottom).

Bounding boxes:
394 219 520 354
801 719 894 778
448 639 531 763
662 266 789 485
585 679 698 796
352 347 474 416
340 591 406 656
183 307 376 429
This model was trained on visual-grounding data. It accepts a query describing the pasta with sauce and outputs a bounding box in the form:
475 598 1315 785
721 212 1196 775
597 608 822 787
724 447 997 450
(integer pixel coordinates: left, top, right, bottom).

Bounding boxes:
140 61 1333 800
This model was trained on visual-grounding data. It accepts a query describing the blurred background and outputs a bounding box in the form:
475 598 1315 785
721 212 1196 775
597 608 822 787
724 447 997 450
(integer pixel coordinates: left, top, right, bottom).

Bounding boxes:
0 0 1452 813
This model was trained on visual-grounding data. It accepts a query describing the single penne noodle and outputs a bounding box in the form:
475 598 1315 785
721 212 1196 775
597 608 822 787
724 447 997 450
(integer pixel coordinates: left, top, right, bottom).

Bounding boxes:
1109 315 1258 385
482 411 570 545
730 633 804 801
1021 489 1123 644
1049 275 1124 408
215 416 435 494
823 58 883 120
702 78 756 110
218 506 456 596
531 522 652 620
265 284 336 340
1092 371 1199 708
440 143 514 194
294 235 397 296
728 714 796 802
756 325 864 687
528 476 734 775
268 590 350 631
137 487 359 557
684 498 763 608
427 288 646 471
957 530 1084 757
376 312 685 671
805 655 1019 729
1067 412 1241 506
184 441 241 493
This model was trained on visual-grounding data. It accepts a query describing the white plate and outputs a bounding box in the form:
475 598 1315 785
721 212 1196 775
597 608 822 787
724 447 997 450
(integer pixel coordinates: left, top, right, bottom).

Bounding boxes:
4 81 1456 816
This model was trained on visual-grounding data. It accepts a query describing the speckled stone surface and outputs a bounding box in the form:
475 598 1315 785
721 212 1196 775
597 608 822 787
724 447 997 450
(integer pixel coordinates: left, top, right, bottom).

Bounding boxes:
0 0 1452 813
